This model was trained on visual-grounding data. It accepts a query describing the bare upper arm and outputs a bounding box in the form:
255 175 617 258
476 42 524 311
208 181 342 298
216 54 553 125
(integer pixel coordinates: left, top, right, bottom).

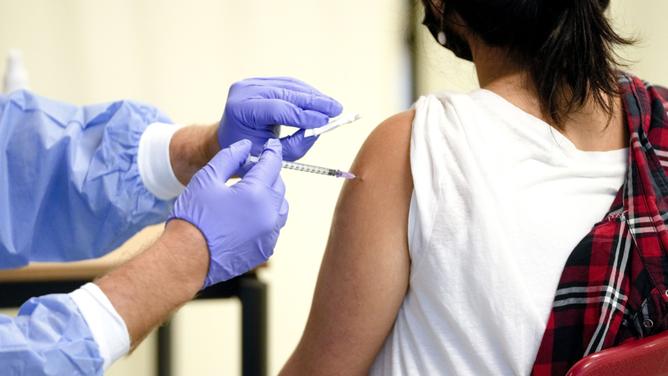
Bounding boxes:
280 110 415 375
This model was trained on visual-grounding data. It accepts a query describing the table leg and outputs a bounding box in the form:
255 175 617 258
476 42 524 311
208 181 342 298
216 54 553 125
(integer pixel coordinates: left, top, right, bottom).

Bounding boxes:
157 320 172 376
240 276 268 376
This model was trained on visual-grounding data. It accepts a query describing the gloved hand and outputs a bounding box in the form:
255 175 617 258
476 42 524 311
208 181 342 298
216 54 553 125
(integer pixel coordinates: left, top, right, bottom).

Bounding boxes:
169 138 288 288
218 77 343 162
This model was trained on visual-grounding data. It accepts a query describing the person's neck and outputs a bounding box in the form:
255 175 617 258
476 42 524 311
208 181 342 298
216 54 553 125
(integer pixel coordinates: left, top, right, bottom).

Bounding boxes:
473 46 628 152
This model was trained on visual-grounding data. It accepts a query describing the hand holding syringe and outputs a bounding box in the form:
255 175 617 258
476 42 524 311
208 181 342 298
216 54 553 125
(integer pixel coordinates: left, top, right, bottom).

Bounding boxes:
245 113 361 179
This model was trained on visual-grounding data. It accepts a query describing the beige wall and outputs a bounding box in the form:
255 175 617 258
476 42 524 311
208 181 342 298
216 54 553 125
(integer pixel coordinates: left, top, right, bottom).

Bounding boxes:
415 0 668 96
0 0 409 375
608 0 668 84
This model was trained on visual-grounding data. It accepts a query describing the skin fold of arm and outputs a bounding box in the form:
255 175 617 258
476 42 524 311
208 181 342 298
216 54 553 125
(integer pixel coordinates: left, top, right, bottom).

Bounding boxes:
280 110 415 375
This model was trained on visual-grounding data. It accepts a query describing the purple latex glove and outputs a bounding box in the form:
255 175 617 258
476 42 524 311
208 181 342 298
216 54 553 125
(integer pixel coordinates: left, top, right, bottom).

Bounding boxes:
218 77 343 162
169 139 288 288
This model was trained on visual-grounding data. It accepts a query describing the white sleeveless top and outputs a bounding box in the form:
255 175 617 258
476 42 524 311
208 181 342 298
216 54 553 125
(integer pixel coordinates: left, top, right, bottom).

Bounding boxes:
370 90 628 375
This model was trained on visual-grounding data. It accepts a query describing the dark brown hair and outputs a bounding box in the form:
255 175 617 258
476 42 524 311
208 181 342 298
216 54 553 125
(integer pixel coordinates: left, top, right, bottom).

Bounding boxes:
422 0 634 126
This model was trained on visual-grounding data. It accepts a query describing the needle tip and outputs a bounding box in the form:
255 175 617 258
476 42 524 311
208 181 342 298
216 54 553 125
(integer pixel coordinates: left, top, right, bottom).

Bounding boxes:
339 171 357 180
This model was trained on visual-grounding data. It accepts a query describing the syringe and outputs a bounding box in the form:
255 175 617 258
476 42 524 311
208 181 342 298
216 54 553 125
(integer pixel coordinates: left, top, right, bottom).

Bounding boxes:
245 155 356 180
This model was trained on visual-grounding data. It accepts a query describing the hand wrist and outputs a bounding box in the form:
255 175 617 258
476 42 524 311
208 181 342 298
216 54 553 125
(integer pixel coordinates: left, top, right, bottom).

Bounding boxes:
169 124 220 185
159 219 210 292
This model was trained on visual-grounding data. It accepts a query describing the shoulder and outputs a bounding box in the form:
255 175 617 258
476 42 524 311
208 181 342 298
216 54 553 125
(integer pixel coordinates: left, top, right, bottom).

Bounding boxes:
333 110 415 235
350 109 415 185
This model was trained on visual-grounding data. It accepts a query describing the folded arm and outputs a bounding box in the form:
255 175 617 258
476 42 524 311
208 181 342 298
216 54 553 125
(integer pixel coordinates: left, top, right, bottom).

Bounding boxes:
280 110 415 375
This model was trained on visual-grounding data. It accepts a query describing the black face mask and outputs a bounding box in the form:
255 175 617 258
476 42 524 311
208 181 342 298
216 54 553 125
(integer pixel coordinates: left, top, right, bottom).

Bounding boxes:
422 7 474 62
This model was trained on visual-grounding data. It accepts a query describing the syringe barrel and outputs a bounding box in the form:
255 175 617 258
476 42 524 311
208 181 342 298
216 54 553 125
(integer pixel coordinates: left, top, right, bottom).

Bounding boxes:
280 161 336 176
245 155 346 178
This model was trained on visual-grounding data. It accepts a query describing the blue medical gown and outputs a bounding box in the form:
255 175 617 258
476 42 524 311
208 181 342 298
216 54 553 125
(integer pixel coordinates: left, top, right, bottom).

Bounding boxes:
0 295 103 375
0 90 176 374
0 90 174 267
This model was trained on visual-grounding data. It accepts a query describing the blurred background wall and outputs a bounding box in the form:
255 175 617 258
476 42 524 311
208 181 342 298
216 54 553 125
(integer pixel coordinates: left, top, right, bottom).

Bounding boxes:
0 0 665 375
414 0 668 95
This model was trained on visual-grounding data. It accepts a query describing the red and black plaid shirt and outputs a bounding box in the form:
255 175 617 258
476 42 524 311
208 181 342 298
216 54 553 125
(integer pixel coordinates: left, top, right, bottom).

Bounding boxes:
532 74 668 375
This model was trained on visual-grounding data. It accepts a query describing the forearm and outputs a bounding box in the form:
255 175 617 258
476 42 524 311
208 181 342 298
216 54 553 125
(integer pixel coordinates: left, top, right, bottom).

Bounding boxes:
95 220 208 347
0 242 202 376
169 123 220 185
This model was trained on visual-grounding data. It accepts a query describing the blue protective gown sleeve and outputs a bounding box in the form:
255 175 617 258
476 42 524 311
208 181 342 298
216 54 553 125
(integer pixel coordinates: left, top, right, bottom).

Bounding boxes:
0 90 174 268
0 294 103 375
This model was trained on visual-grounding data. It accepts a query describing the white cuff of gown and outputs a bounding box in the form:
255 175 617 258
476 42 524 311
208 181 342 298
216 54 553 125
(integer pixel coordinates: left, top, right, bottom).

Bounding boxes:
138 122 186 200
69 283 130 371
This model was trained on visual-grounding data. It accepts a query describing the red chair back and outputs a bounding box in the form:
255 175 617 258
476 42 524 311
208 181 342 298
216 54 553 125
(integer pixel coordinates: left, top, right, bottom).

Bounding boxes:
567 331 668 376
